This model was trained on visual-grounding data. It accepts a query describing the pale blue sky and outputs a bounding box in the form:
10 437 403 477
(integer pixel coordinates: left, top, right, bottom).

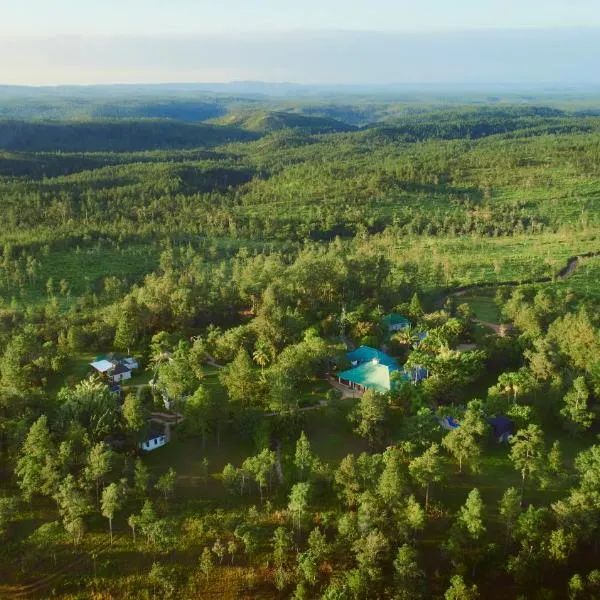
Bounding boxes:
3 0 600 35
2 1 600 85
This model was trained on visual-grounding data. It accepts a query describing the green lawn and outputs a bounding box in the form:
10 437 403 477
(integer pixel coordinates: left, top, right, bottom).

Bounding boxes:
124 369 153 387
459 293 504 323
46 352 97 395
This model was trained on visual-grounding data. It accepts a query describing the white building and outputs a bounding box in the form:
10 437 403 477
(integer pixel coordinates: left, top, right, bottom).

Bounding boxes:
122 357 139 370
89 359 115 375
140 424 168 452
110 364 132 383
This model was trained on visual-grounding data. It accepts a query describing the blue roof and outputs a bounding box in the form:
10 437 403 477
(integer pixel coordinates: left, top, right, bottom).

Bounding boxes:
489 416 513 436
346 346 398 369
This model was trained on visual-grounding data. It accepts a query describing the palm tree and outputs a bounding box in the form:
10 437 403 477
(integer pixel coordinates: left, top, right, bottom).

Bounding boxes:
252 348 270 373
392 326 421 348
149 348 171 384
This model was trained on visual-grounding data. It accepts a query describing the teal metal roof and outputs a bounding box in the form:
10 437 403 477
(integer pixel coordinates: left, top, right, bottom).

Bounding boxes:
383 313 410 329
338 362 393 393
346 346 398 368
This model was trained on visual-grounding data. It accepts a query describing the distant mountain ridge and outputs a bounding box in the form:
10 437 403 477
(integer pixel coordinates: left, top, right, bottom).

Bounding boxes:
213 111 356 134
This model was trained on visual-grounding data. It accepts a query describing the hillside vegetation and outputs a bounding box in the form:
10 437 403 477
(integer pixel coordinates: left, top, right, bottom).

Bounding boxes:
1 93 600 600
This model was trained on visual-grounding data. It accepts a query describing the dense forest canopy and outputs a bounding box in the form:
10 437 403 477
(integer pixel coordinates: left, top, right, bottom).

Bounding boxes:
1 88 600 599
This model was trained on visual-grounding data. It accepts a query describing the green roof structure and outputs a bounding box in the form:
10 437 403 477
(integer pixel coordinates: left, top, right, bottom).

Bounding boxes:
383 313 410 332
346 345 398 368
337 361 399 393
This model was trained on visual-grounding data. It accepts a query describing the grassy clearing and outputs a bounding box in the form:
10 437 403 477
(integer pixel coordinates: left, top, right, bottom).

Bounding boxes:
0 243 159 307
45 352 97 395
401 231 600 288
144 394 590 526
459 293 504 323
125 369 153 387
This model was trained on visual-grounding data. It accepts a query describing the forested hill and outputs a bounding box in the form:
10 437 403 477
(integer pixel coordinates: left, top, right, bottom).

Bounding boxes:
213 111 357 134
0 120 260 152
1 105 599 155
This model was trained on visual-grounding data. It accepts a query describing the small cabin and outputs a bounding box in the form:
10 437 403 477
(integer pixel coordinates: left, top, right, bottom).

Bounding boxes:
111 363 132 383
89 356 135 383
141 424 167 452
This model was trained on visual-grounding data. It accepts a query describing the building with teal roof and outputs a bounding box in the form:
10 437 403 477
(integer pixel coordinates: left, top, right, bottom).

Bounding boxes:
346 345 398 368
383 313 410 332
337 345 427 393
337 361 399 393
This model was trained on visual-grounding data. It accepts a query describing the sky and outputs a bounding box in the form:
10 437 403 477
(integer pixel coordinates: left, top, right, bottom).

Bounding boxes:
4 0 600 35
2 0 600 85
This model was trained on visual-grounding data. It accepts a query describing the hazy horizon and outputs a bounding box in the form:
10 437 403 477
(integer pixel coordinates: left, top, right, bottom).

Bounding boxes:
2 27 600 87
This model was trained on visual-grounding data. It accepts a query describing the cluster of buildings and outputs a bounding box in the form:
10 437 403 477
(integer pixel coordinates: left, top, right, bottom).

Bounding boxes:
336 345 427 393
90 353 170 452
335 313 427 394
89 354 139 393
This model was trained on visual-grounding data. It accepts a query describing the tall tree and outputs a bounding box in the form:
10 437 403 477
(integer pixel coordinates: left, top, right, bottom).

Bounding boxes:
114 295 143 352
288 482 311 533
218 348 262 408
442 402 487 473
409 293 424 319
155 467 176 502
509 424 547 501
123 393 147 440
272 526 294 568
334 454 361 508
409 443 444 511
101 482 122 544
560 377 594 436
184 385 215 448
393 543 425 600
377 447 407 507
15 415 55 502
350 390 388 448
243 449 276 502
444 488 486 574
157 342 198 411
53 475 90 545
353 529 389 584
134 458 150 497
294 431 319 481
445 575 479 600
499 487 521 547
58 379 121 442
84 442 113 505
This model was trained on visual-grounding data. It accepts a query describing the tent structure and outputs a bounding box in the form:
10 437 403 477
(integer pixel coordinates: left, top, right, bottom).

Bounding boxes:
489 416 514 442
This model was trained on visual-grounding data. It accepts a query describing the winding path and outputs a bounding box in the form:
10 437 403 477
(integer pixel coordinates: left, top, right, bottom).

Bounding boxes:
446 251 598 299
443 250 600 332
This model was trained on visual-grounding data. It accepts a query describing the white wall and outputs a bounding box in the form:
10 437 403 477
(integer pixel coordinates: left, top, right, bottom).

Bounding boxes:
141 436 166 452
112 371 132 382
